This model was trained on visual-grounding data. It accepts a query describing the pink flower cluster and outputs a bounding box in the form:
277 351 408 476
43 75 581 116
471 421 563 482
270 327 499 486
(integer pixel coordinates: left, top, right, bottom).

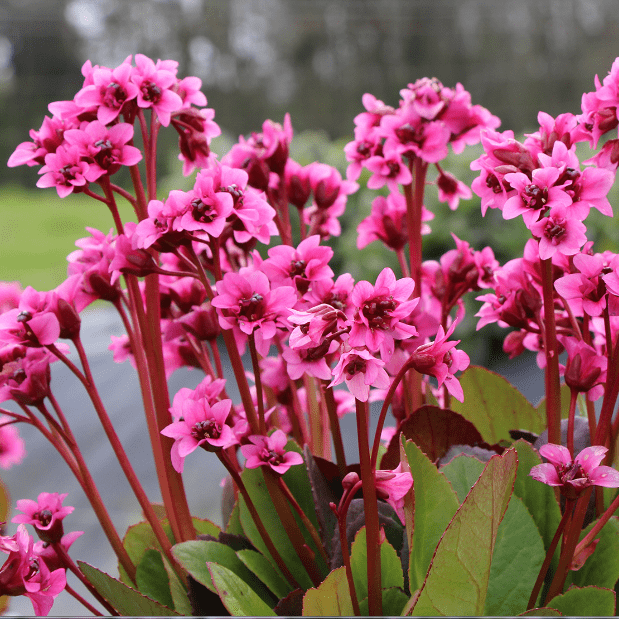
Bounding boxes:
8 54 220 195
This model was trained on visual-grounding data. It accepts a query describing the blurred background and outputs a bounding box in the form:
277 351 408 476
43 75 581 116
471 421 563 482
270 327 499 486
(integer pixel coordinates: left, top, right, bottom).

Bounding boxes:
0 0 619 614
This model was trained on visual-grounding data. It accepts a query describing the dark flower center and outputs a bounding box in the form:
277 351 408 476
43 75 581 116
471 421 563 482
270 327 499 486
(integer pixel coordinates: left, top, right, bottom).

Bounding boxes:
141 81 162 104
34 509 53 528
103 82 127 109
191 198 215 223
521 184 547 210
238 293 264 322
362 296 397 330
191 419 220 441
344 357 366 379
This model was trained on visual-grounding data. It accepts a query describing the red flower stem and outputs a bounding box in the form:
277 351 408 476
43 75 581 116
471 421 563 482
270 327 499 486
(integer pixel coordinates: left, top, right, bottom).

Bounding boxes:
567 388 578 458
248 333 267 435
527 498 574 610
51 338 182 571
322 381 347 479
296 206 307 241
217 450 301 590
276 176 292 246
604 302 614 365
209 340 224 379
98 176 125 235
147 110 159 202
371 358 415 469
594 338 619 445
285 370 309 446
276 476 330 565
53 542 119 615
540 257 562 447
545 487 594 603
110 183 137 209
396 248 410 278
142 272 196 544
189 242 261 436
64 583 106 616
304 375 324 457
262 468 325 587
128 163 148 220
356 398 382 616
81 187 109 205
574 488 619 558
117 281 189 546
330 488 363 616
16 404 137 584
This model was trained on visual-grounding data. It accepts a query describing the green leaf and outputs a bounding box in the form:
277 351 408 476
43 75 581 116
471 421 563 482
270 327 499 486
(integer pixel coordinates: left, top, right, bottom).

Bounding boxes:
450 366 544 443
349 527 404 603
484 496 545 616
358 587 409 616
78 561 181 616
171 540 275 606
440 454 485 503
545 585 616 617
207 562 276 616
238 467 314 590
410 449 518 616
236 548 291 599
404 440 460 593
566 517 619 590
136 548 174 609
119 516 220 584
512 440 562 556
302 566 354 616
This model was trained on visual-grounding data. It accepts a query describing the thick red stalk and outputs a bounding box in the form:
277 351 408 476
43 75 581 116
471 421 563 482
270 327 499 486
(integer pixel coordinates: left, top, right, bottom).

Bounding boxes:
545 487 594 603
356 399 382 616
540 257 562 447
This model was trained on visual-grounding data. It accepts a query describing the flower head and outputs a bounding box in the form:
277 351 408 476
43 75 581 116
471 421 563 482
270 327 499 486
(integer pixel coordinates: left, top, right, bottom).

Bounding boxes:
530 444 619 499
12 492 74 544
241 429 303 475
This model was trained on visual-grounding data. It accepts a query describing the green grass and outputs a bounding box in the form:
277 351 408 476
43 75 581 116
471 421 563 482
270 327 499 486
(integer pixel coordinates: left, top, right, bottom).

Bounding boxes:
0 184 136 290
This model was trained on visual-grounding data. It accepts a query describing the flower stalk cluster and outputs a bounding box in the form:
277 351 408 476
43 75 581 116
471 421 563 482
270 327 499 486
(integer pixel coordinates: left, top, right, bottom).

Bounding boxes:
2 54 619 616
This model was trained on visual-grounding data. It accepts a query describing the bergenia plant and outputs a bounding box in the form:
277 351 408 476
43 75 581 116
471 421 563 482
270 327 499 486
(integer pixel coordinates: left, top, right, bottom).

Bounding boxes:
3 53 619 616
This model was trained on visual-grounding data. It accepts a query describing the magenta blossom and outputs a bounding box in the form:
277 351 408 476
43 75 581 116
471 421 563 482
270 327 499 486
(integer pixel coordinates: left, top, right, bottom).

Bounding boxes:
0 525 66 616
161 398 236 472
348 267 418 360
241 429 303 475
329 347 390 402
530 444 619 499
529 207 587 260
13 492 74 544
375 463 413 523
36 145 95 198
0 416 25 469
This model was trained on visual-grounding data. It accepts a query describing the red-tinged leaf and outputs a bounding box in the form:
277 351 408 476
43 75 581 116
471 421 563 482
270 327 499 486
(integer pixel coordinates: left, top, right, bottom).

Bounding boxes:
409 448 518 616
545 585 616 616
382 406 486 469
450 366 544 443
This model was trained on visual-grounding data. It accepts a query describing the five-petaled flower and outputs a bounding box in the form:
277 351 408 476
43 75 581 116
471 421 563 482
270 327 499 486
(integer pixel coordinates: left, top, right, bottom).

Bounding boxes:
530 444 619 499
241 429 303 475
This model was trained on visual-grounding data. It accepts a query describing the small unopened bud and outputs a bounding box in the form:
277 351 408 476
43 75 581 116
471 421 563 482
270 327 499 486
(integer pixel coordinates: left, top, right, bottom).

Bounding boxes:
342 472 360 490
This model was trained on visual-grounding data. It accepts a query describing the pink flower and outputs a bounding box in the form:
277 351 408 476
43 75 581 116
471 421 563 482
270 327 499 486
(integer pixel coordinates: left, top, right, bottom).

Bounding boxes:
36 145 95 198
502 167 572 227
375 463 413 523
262 235 334 295
8 115 69 168
63 120 142 179
436 171 472 210
0 282 22 315
307 163 358 211
0 347 56 406
241 429 303 475
329 347 390 402
172 107 220 176
0 417 25 469
555 253 606 317
161 398 236 472
130 54 183 127
365 154 412 192
13 492 74 544
562 338 607 400
409 321 470 402
74 56 139 125
530 444 619 499
212 268 297 355
0 525 66 616
357 192 408 251
348 268 418 359
529 207 587 260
